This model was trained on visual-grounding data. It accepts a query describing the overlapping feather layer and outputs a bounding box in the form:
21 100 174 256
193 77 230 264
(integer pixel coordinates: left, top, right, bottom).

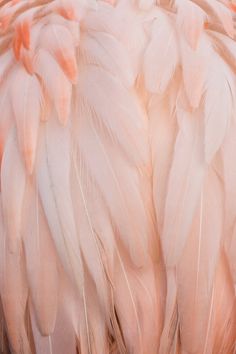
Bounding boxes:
0 0 235 353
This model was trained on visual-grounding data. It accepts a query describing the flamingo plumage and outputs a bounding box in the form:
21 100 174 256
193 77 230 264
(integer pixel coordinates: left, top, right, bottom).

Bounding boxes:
0 0 236 353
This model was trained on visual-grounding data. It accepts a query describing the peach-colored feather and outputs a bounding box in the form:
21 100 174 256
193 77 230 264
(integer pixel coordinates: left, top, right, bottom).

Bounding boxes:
0 0 236 353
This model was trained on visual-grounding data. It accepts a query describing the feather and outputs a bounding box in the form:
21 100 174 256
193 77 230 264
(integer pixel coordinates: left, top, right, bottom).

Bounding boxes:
148 90 177 234
49 279 78 354
0 94 12 165
144 11 179 94
1 1 236 353
114 0 147 78
221 122 236 286
36 116 84 292
45 14 80 47
23 182 59 336
39 23 78 84
10 66 41 173
193 0 234 38
20 21 44 75
114 251 159 354
82 2 123 38
176 0 205 50
76 97 149 266
71 152 111 321
138 0 155 10
0 200 30 354
161 108 206 267
80 31 135 87
177 166 223 353
211 251 236 353
180 35 210 109
1 129 26 254
0 53 15 161
208 32 236 75
35 49 72 125
204 55 234 163
85 278 109 354
0 252 30 354
76 65 147 167
159 269 177 354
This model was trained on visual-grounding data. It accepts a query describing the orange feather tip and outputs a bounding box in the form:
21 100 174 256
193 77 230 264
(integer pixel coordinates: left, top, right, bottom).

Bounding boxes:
57 99 71 126
13 22 31 61
229 2 236 12
56 7 76 20
23 148 35 175
22 54 34 75
13 33 22 61
102 0 117 5
0 14 12 32
55 51 78 84
10 0 21 5
20 21 31 50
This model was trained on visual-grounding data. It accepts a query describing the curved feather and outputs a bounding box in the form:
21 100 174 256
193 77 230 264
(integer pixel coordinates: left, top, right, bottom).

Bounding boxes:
11 67 41 173
0 1 236 353
162 108 206 267
176 0 205 50
36 117 84 290
144 11 179 94
39 23 78 84
34 49 72 125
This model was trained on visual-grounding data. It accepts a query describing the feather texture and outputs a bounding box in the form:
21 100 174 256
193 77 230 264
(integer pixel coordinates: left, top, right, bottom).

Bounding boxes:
0 0 236 353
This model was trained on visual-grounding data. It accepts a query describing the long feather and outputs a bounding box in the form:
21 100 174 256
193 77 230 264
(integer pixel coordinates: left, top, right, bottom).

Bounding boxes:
162 108 206 267
176 0 205 50
0 200 30 354
180 35 210 109
36 116 84 291
144 11 179 94
34 49 72 125
23 182 59 337
39 23 78 84
204 55 234 163
11 67 41 173
177 166 223 352
1 129 26 254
